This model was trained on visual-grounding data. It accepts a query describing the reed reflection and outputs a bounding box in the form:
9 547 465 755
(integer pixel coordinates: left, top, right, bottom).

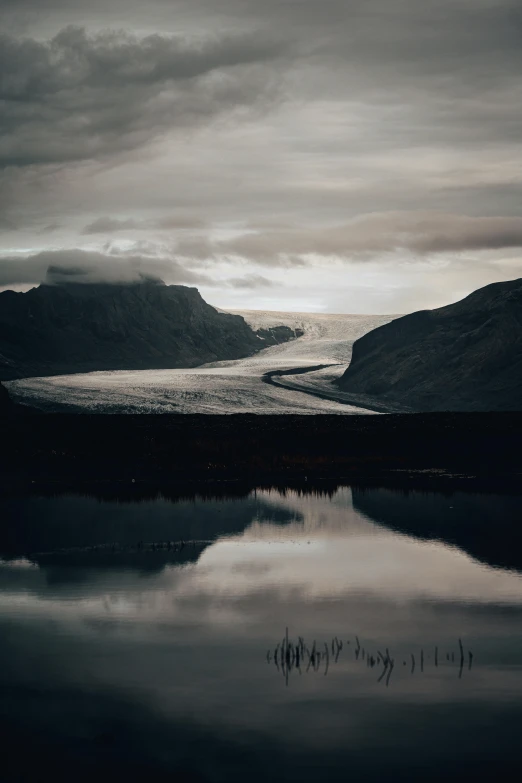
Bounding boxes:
268 629 475 686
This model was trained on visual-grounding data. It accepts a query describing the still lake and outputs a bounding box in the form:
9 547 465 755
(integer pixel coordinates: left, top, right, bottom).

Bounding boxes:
1 485 522 781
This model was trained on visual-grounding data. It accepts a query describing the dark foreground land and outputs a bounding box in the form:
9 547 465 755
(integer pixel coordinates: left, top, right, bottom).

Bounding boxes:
2 411 522 488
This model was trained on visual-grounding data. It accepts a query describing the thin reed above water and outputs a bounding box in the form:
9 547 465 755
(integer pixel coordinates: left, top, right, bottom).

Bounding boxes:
267 629 475 687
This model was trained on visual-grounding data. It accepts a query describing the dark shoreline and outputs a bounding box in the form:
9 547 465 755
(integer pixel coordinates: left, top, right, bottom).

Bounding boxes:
2 411 522 487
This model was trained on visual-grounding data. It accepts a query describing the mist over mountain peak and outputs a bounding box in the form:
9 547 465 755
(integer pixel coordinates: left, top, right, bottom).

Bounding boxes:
45 264 167 287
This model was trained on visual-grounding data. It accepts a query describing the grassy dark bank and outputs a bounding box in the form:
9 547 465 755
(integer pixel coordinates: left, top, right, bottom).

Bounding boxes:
2 411 522 485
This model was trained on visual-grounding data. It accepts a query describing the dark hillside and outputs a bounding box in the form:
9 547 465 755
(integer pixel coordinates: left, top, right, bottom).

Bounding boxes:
339 278 522 411
0 280 295 380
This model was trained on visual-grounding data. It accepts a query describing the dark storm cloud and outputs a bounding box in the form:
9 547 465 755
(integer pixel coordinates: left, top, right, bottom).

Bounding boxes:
0 248 212 286
0 25 286 167
3 1 519 172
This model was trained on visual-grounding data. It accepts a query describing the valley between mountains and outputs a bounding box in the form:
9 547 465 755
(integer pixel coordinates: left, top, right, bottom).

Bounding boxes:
6 311 394 414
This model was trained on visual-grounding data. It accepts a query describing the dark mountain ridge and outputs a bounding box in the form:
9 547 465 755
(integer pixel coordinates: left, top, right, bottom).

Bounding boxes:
0 280 297 380
339 277 522 411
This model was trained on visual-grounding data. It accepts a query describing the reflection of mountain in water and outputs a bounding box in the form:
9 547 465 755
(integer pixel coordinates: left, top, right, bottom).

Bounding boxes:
352 487 522 572
4 481 522 577
0 490 302 563
32 542 211 580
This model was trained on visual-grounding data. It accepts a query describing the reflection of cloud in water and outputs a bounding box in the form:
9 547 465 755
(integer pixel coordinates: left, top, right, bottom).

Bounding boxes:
2 488 522 623
242 487 378 538
192 488 522 606
196 536 522 604
1 487 522 779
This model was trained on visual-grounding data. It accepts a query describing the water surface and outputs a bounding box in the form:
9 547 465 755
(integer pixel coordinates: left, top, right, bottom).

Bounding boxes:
1 485 522 781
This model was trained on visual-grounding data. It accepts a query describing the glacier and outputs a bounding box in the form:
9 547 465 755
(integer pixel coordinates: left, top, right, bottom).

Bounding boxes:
6 311 394 414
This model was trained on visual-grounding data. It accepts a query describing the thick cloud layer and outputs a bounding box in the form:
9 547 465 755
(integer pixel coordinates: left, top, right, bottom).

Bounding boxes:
210 214 522 262
0 25 284 167
1 0 521 311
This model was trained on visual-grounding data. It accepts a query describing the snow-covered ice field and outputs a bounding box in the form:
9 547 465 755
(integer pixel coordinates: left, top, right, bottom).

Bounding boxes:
6 311 395 414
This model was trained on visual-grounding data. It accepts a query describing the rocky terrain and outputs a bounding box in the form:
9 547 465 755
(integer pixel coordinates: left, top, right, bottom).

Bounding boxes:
339 278 522 411
0 279 297 381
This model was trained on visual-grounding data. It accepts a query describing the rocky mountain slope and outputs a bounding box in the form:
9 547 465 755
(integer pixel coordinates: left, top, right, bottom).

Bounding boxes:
339 278 522 411
0 280 296 380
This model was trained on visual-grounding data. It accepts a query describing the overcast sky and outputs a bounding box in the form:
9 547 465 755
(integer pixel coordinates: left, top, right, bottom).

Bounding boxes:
1 0 522 313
